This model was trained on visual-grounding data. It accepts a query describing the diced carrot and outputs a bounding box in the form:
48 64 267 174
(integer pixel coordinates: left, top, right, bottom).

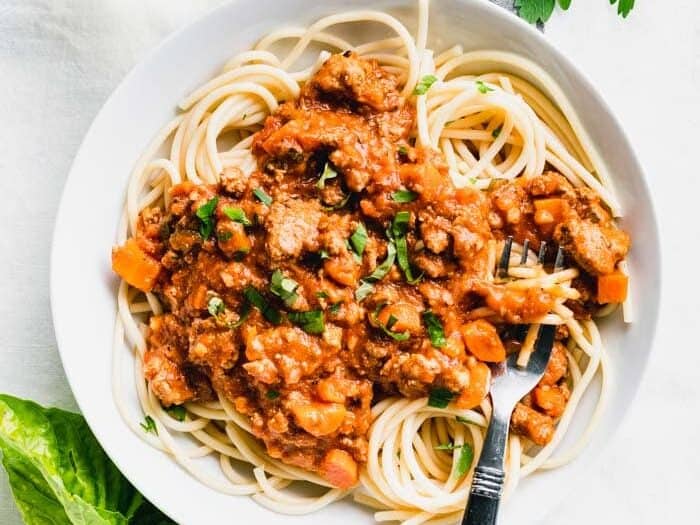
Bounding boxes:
533 198 564 235
290 401 346 437
597 271 628 304
324 256 360 287
320 449 358 489
455 360 490 409
187 284 209 310
111 238 161 292
399 162 448 201
532 384 570 418
377 303 422 335
441 332 466 359
317 378 346 403
459 319 506 362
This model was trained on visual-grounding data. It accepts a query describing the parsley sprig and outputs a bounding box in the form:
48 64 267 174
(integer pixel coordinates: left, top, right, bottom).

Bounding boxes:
515 0 634 24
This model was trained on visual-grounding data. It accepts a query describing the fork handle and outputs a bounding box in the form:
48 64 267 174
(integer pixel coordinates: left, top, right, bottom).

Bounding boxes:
462 406 510 525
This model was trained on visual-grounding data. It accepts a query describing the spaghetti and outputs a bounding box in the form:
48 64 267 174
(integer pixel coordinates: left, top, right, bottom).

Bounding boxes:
112 1 627 523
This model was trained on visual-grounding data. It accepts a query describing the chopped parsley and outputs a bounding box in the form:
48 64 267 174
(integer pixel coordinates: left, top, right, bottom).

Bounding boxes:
398 145 409 156
492 125 502 139
349 222 368 259
253 187 272 206
423 311 446 348
454 443 474 477
288 310 325 335
428 388 456 409
266 390 281 400
207 296 225 317
328 302 342 314
413 74 438 96
391 189 418 203
243 286 282 325
317 163 338 189
223 206 252 226
391 211 422 284
195 197 218 238
270 269 299 307
165 405 187 422
355 242 397 301
375 311 410 341
476 80 494 94
140 415 157 435
315 291 329 299
319 249 330 260
456 415 473 424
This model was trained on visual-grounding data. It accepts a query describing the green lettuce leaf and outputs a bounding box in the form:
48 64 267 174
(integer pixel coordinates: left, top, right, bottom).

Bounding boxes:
0 394 174 525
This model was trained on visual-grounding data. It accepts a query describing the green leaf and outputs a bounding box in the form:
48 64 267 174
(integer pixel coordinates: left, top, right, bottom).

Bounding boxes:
266 390 280 400
223 207 251 226
288 310 325 334
475 80 494 94
140 415 157 435
0 394 174 525
328 302 342 314
423 311 446 348
610 0 635 17
349 223 368 259
164 405 186 422
515 0 556 24
391 189 418 203
413 75 438 96
398 145 409 156
558 0 572 9
492 126 502 139
316 163 338 189
243 286 282 325
428 388 456 408
391 212 422 284
195 197 218 238
253 187 272 206
454 443 474 478
355 242 397 301
207 296 224 317
270 269 299 307
315 291 329 299
374 310 410 341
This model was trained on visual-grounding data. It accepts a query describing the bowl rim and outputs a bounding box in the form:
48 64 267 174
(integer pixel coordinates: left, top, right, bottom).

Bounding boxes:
49 0 662 522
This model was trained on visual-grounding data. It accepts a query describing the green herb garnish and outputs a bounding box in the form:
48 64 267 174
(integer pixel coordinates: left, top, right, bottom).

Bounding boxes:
423 311 446 348
516 0 633 24
375 312 410 341
223 206 252 226
349 222 368 259
253 187 272 206
207 296 225 317
270 269 299 307
328 302 342 314
428 388 456 409
165 405 187 422
456 415 472 424
398 145 409 156
196 197 218 238
413 74 438 96
316 291 329 299
218 231 233 242
243 286 282 325
140 415 158 435
434 442 463 451
317 163 338 189
319 249 330 260
391 211 422 284
454 443 474 478
492 126 502 139
391 189 418 203
288 310 325 335
266 390 280 400
476 80 494 94
355 242 397 301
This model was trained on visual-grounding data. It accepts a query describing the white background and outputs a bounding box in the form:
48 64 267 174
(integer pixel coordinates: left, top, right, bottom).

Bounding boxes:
1 0 699 523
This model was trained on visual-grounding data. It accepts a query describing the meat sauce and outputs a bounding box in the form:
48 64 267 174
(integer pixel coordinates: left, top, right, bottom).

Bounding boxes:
112 53 630 487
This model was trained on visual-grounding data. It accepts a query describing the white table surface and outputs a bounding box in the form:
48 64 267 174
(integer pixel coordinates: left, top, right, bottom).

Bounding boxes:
1 1 699 523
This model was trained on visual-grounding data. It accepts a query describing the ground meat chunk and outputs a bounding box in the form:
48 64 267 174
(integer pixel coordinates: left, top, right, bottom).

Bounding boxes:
264 198 322 260
541 342 568 385
511 402 555 445
555 218 630 275
219 166 248 196
308 52 401 112
419 213 451 254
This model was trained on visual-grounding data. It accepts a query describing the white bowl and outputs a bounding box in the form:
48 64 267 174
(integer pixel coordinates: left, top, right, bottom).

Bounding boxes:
51 0 660 523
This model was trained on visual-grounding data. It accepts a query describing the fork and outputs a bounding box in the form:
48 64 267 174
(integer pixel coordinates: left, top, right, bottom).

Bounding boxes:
462 239 564 525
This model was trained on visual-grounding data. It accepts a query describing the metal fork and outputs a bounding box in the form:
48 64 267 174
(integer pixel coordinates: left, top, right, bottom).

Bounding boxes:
462 239 564 525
